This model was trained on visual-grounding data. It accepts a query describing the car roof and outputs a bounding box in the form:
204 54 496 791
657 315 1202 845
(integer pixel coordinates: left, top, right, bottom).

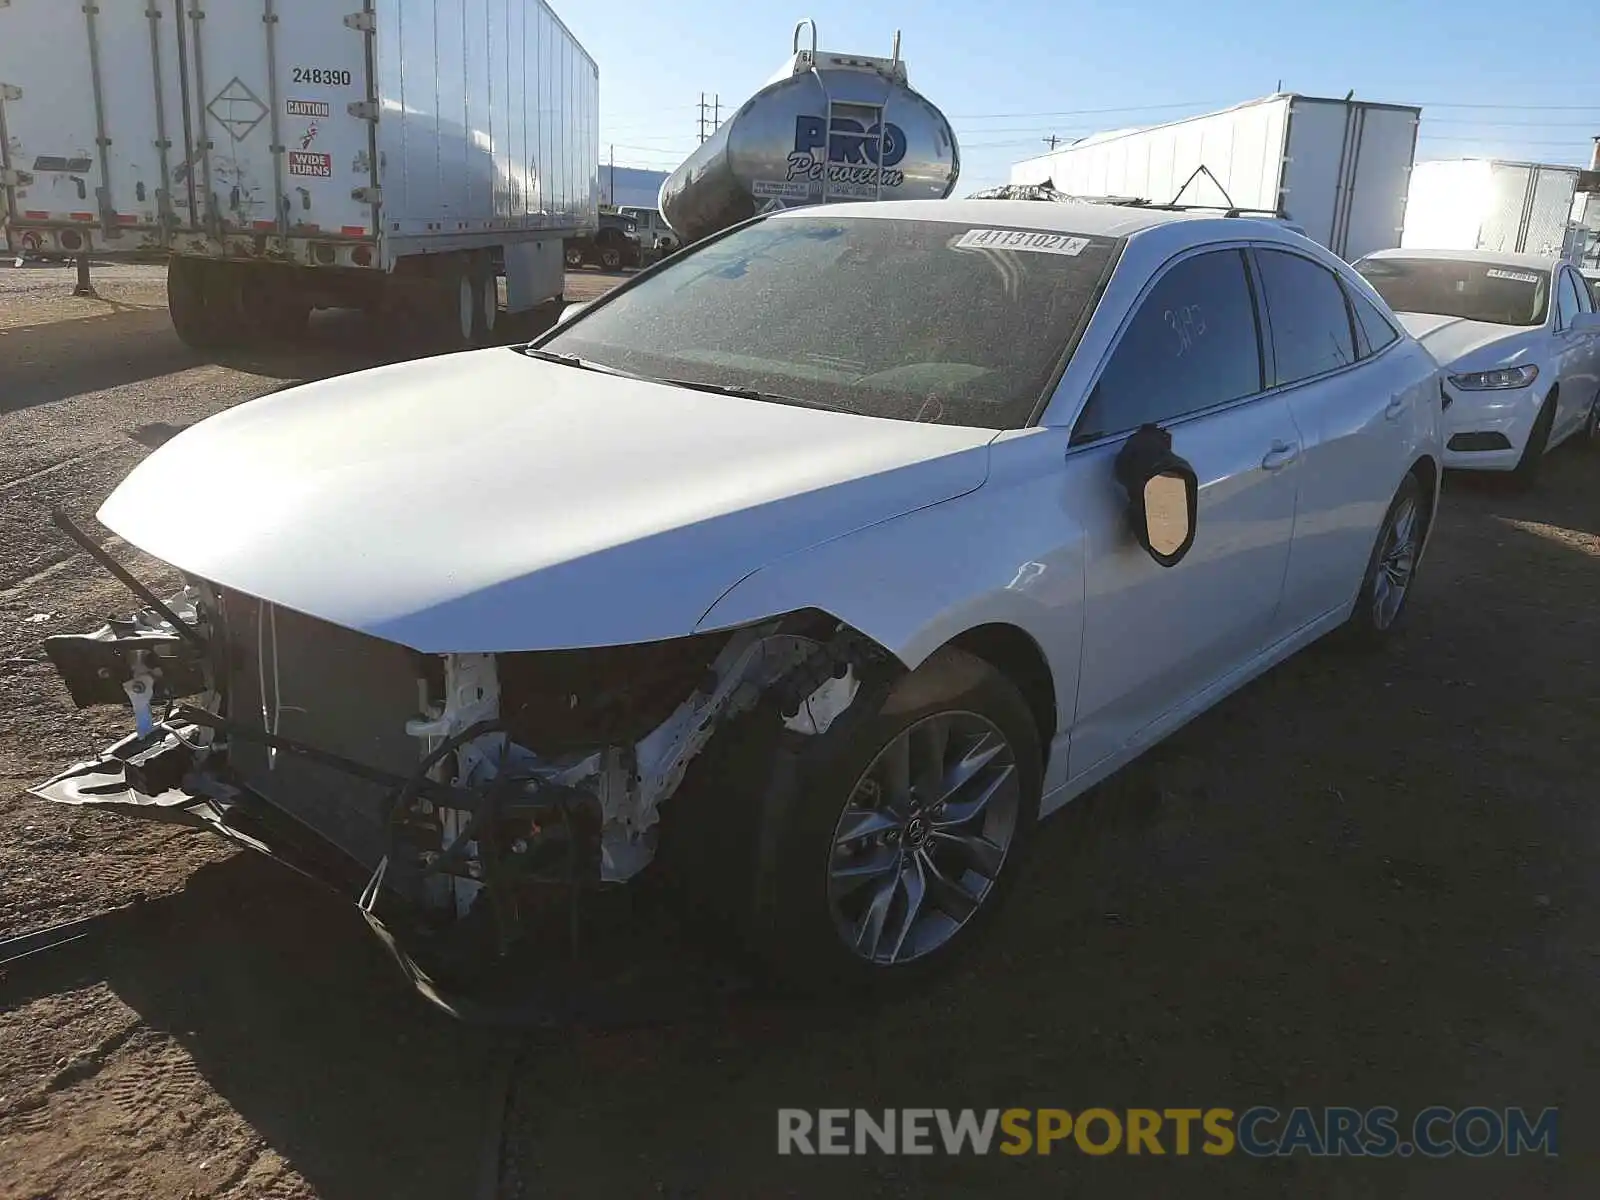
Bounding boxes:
1361 247 1562 271
766 197 1307 244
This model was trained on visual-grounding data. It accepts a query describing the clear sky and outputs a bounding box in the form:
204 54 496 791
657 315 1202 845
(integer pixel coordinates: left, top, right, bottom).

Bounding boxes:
556 0 1600 195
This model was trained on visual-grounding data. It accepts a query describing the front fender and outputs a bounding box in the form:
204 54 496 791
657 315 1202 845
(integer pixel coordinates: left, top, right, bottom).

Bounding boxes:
695 427 1086 742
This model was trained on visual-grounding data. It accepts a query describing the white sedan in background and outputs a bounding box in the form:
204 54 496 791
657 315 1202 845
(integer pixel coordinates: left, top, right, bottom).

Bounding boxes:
35 202 1444 1003
1356 249 1600 482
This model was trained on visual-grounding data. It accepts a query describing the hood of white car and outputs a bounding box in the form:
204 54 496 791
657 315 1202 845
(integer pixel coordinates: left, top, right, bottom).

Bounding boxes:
1395 312 1539 369
97 350 994 653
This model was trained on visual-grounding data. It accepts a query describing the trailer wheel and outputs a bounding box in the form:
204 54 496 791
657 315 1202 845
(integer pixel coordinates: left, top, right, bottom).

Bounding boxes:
236 269 309 344
166 258 223 349
473 255 498 344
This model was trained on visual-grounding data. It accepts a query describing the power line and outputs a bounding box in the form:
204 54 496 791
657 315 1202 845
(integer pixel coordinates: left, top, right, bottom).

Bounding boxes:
947 100 1222 121
1418 133 1592 146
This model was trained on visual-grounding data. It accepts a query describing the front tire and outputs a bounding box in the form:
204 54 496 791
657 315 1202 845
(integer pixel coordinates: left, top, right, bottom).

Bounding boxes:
1511 392 1557 488
757 648 1041 993
1346 473 1425 646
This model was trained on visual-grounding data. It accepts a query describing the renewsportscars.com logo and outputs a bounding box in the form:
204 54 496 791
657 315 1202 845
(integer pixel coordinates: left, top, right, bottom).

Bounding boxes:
777 1106 1559 1158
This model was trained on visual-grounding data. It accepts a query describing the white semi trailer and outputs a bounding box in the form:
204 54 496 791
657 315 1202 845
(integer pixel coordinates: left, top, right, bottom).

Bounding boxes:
0 0 598 348
1401 158 1587 261
1011 92 1421 262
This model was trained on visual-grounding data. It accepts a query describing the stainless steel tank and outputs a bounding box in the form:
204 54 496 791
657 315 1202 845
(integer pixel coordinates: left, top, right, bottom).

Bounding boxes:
659 20 960 246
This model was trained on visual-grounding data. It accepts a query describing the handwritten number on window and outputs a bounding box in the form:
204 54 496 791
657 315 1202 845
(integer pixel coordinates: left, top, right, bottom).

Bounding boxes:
1164 304 1206 357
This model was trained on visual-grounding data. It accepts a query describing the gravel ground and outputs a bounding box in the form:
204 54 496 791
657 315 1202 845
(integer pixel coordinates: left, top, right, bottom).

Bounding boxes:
1 258 1598 1199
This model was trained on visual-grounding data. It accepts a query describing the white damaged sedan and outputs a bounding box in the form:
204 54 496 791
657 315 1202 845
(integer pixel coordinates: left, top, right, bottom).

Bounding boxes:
1356 249 1600 482
34 201 1444 1005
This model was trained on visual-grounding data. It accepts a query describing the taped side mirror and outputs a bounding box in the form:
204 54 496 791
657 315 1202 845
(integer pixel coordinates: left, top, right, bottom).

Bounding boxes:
1113 424 1199 568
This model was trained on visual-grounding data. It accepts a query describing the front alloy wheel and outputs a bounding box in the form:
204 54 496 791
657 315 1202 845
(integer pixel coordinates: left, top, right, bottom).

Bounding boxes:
827 711 1022 966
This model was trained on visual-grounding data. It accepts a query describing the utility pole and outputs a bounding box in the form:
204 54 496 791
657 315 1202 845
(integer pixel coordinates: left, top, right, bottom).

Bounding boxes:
608 143 614 205
697 93 723 143
1043 134 1061 151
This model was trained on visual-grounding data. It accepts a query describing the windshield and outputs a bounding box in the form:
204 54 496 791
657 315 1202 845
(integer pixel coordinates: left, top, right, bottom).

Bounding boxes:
539 214 1121 429
1356 257 1550 327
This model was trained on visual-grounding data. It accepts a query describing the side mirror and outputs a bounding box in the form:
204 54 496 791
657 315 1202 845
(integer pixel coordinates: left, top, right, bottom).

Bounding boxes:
555 300 590 327
1570 311 1600 334
1113 424 1199 567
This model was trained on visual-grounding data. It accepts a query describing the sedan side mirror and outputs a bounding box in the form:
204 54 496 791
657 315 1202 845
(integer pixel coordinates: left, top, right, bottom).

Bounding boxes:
556 300 590 327
1569 311 1600 334
1113 424 1199 567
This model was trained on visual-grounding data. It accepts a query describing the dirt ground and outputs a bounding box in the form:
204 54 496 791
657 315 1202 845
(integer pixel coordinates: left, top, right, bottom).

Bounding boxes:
2 258 1598 1199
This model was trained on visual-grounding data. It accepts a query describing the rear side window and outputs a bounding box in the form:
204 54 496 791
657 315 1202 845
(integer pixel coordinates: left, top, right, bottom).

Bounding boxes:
1345 282 1400 357
1256 249 1357 385
1074 249 1264 442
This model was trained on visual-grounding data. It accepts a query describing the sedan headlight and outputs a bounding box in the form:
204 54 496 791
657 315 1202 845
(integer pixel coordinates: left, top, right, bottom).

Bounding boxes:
1448 365 1539 390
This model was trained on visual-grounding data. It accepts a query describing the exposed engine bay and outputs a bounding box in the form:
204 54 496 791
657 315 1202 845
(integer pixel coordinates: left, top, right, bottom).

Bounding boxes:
30 523 885 1004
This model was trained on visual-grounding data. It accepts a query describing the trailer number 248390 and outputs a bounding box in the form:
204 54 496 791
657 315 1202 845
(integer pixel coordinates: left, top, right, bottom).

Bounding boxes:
292 67 353 86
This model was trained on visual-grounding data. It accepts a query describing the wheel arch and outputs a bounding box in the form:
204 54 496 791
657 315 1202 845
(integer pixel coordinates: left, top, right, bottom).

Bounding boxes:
937 622 1058 765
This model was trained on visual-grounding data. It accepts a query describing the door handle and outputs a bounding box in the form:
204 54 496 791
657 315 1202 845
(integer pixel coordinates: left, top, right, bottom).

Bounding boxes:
1384 395 1407 420
1261 440 1300 471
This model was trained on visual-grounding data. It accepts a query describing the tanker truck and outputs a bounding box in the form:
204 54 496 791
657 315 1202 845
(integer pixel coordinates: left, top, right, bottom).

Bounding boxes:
658 20 959 247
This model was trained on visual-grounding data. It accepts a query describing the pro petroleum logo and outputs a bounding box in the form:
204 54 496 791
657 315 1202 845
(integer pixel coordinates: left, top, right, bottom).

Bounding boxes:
777 1107 1559 1158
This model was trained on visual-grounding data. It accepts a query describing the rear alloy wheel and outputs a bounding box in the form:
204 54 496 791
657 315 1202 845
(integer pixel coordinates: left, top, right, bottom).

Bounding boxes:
1347 473 1425 645
600 245 622 270
756 648 1041 992
565 245 583 268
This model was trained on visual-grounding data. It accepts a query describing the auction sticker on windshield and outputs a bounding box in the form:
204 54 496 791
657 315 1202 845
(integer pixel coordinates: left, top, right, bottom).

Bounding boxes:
955 228 1091 255
1486 269 1540 284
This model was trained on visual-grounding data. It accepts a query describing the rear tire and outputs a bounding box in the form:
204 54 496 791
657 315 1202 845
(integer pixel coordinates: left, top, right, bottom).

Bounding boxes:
1345 472 1426 647
166 257 222 349
1583 390 1600 448
1511 392 1557 489
473 256 498 344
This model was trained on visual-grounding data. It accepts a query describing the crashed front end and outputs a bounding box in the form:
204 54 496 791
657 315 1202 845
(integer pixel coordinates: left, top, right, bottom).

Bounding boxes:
32 569 875 1013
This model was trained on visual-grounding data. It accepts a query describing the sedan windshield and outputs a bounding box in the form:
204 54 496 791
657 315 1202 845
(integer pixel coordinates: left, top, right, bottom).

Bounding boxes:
1356 257 1550 327
539 215 1121 429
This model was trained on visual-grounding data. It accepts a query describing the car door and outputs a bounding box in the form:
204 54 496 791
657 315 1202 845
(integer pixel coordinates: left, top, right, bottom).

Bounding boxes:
1552 267 1600 439
1062 246 1302 778
1259 246 1426 634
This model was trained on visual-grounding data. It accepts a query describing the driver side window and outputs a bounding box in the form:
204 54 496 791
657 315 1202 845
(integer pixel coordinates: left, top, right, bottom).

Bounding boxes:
1073 249 1265 444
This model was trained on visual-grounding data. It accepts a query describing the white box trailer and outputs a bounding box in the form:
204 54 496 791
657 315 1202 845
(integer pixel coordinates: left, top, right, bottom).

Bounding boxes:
1401 159 1583 260
1010 93 1421 262
0 0 598 348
